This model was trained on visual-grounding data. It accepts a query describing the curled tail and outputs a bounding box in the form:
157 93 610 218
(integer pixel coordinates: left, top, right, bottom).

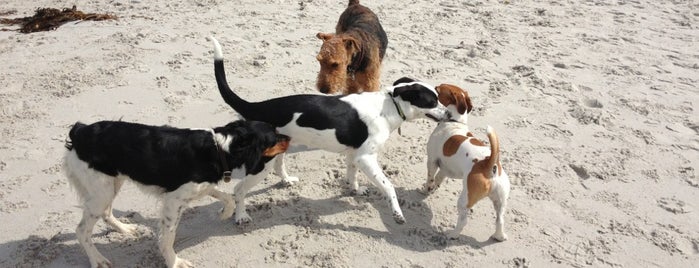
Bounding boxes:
207 36 252 117
65 122 87 150
348 0 360 6
486 125 500 178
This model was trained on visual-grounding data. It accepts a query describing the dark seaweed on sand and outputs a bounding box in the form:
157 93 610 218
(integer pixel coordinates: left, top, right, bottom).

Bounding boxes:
0 5 117 33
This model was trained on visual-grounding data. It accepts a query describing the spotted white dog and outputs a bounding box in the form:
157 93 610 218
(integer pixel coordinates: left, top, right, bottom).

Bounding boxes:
424 84 511 241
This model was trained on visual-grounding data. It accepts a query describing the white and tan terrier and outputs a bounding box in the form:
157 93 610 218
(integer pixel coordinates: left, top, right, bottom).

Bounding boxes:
424 84 511 241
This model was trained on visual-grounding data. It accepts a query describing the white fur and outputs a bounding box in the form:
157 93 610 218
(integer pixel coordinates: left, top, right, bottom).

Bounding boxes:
424 122 511 241
208 36 224 60
64 150 237 268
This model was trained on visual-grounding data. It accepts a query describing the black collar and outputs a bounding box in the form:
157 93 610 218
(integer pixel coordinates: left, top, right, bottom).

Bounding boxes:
211 132 232 182
388 93 407 121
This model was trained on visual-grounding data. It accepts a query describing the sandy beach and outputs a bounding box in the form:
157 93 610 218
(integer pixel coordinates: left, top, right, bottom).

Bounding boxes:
0 0 697 267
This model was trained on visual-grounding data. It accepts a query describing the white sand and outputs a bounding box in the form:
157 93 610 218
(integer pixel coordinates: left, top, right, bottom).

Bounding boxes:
0 0 697 267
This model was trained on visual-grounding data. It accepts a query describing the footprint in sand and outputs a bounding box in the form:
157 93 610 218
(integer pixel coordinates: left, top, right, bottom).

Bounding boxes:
657 197 690 214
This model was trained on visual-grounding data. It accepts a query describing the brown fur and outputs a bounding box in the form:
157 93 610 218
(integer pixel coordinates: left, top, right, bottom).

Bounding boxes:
443 135 467 156
435 84 473 114
465 127 501 208
316 0 387 94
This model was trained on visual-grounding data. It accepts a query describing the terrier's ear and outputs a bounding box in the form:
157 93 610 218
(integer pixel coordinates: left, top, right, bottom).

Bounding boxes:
316 32 333 41
343 37 359 52
463 91 473 113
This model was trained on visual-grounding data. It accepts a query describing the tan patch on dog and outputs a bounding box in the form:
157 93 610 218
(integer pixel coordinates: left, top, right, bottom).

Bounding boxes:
469 137 486 146
443 135 467 156
466 157 494 208
263 139 290 157
435 84 473 114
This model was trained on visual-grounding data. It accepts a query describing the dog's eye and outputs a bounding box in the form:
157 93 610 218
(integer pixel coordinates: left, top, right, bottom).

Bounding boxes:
331 63 339 68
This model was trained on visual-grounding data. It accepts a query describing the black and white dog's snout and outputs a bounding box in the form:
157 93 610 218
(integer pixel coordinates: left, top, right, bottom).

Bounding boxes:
426 109 452 122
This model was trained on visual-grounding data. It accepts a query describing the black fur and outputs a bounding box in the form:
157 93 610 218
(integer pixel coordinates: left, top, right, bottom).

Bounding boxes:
392 77 415 86
392 79 439 109
214 60 370 148
66 120 286 192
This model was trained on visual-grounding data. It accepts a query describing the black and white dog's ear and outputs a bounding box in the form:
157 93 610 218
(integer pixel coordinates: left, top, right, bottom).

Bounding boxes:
392 77 415 86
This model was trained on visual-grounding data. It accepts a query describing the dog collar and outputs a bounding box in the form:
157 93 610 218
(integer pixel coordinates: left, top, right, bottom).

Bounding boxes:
211 131 232 182
388 93 407 121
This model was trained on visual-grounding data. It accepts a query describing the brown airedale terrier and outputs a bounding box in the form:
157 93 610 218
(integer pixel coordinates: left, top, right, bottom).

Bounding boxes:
316 0 388 94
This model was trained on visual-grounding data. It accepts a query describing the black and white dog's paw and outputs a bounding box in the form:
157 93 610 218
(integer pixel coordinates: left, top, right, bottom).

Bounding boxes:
281 176 299 186
350 186 369 196
234 212 252 225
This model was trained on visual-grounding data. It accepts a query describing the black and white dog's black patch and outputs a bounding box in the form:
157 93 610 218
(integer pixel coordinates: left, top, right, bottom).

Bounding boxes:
63 119 289 268
208 36 452 225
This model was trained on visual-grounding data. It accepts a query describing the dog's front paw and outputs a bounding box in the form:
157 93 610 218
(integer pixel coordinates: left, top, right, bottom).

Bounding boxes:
173 257 193 268
446 229 462 239
281 176 299 186
112 222 138 235
90 257 112 268
491 232 508 242
393 212 406 224
350 186 369 196
234 212 252 225
419 185 436 195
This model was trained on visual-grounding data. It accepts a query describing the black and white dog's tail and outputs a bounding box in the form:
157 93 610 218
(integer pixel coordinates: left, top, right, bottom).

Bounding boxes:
65 122 87 150
208 36 253 118
63 122 92 201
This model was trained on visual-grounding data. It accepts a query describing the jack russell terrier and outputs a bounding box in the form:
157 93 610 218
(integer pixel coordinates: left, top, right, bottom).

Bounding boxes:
424 84 511 241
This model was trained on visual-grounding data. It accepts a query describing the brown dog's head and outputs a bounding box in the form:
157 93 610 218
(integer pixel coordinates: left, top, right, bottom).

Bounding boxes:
435 84 472 123
315 32 359 94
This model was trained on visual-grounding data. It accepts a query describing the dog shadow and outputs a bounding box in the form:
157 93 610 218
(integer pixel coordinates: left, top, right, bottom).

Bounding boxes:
172 184 498 254
0 212 166 267
0 185 498 267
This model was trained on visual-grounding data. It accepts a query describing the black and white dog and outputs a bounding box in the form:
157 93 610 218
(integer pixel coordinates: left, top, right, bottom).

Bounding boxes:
208 37 452 224
63 119 289 268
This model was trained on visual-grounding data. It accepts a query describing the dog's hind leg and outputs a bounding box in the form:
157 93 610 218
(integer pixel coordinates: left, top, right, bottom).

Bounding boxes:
103 177 137 235
274 153 299 185
345 153 367 195
159 186 196 268
354 153 405 224
448 189 470 238
490 194 508 241
76 175 115 268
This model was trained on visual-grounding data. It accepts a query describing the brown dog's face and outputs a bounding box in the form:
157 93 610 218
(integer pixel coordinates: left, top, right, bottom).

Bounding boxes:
315 33 359 94
435 84 473 115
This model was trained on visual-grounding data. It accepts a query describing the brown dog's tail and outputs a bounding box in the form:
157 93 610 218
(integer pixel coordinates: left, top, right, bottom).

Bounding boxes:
486 125 500 178
348 0 360 6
